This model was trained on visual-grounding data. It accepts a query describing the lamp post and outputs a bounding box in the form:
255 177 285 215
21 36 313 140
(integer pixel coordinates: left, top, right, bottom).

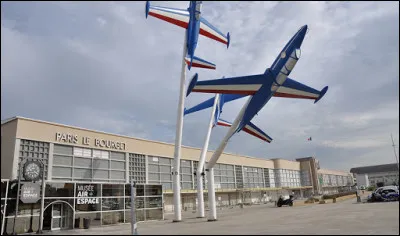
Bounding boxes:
130 180 138 235
391 134 399 185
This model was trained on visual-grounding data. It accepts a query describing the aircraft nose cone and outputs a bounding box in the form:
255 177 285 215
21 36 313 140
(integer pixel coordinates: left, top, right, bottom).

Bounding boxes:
300 25 308 35
295 25 308 47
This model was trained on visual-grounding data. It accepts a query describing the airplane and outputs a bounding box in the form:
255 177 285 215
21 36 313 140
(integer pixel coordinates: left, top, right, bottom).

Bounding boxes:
185 25 328 143
184 89 273 142
145 1 230 70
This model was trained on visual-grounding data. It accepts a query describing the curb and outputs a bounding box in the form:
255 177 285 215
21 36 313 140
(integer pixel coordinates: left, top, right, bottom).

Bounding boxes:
294 194 360 207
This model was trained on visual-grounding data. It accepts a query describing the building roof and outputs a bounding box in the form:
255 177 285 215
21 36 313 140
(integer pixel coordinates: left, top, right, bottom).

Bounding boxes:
350 163 399 174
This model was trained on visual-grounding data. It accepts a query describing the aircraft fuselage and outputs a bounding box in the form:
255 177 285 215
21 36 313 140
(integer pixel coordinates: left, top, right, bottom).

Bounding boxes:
186 1 202 59
238 25 308 130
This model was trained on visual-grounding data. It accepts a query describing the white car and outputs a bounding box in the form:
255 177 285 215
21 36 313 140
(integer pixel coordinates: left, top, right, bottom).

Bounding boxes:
368 186 399 202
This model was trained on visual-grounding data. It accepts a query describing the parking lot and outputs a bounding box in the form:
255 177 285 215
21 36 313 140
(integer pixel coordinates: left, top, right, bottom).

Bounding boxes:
45 197 399 235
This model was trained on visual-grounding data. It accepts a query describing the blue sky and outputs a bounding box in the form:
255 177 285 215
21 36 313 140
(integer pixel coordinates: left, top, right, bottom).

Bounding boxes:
1 1 399 171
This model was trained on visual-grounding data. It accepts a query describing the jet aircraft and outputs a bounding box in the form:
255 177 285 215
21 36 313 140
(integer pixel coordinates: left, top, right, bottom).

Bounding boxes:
145 1 230 70
186 25 328 143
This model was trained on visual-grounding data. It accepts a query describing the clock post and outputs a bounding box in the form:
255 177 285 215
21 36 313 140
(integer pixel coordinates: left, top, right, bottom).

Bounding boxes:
11 158 45 235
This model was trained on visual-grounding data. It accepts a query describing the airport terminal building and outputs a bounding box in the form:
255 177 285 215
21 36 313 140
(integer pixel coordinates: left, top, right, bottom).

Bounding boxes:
1 117 354 234
350 163 399 187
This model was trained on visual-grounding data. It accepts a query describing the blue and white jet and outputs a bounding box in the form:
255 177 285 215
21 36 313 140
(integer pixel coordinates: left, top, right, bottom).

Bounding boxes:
186 25 328 143
145 1 230 70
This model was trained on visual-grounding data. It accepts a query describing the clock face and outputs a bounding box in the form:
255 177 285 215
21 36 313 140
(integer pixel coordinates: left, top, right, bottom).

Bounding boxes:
23 161 41 181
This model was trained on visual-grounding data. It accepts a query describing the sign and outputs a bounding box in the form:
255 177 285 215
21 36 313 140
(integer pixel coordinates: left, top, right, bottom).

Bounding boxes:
20 183 41 204
56 132 126 151
76 184 99 205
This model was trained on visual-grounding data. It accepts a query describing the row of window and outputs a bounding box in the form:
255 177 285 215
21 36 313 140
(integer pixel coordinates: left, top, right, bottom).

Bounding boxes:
1 182 163 200
320 174 353 187
16 141 353 190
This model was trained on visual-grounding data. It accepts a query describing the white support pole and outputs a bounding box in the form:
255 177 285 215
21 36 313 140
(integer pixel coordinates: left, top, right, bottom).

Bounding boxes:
172 32 188 222
204 97 252 221
206 168 217 221
206 97 252 169
197 94 220 218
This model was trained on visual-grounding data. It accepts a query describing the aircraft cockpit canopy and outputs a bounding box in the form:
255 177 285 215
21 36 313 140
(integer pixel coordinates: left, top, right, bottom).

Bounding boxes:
295 48 301 59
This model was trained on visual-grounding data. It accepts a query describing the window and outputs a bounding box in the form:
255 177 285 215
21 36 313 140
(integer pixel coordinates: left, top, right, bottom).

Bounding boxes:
93 169 109 179
74 147 92 157
53 155 73 166
53 145 73 156
111 161 125 170
52 167 72 178
110 171 125 180
110 151 125 161
75 157 92 167
93 149 109 159
74 168 92 179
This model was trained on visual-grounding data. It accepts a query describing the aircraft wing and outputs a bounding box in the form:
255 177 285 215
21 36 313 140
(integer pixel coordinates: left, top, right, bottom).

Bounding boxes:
186 73 265 96
184 94 246 116
273 78 329 104
217 119 273 143
146 1 190 29
200 17 230 47
242 121 273 143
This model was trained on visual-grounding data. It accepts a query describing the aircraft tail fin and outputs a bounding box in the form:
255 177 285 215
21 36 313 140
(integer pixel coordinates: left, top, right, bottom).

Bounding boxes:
216 118 232 128
240 121 273 143
185 55 216 70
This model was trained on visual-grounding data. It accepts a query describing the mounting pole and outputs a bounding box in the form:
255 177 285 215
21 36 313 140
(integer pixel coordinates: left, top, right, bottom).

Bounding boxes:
197 94 219 218
172 32 188 222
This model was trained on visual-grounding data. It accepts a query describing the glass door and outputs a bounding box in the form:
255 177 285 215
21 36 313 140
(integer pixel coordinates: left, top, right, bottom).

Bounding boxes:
51 203 63 230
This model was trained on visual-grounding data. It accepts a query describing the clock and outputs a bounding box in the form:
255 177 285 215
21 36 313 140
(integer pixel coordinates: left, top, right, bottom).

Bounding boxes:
23 160 42 182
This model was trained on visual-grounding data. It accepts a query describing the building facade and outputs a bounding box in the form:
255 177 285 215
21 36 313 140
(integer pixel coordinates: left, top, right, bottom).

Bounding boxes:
1 117 353 233
350 163 399 187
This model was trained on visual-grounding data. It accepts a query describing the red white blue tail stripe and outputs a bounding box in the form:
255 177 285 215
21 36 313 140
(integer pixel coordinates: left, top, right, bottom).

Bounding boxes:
241 122 273 143
200 17 230 47
185 55 216 70
217 119 272 143
146 4 190 29
273 78 321 100
217 118 232 127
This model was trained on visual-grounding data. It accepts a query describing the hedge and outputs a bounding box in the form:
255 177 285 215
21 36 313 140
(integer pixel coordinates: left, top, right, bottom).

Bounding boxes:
322 191 357 200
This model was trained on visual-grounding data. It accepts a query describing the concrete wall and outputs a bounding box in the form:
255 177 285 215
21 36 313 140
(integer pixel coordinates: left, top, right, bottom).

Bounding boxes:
272 159 300 170
1 119 18 179
318 168 351 176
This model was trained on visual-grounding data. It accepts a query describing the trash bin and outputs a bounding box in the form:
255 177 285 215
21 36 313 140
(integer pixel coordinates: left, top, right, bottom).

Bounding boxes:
74 218 81 229
83 218 91 229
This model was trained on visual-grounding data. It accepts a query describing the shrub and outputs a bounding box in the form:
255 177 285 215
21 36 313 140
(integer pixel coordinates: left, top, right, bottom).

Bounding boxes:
367 186 375 191
322 191 356 200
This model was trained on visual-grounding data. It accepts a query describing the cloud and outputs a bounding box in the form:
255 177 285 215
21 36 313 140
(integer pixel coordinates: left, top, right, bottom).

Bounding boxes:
1 1 399 172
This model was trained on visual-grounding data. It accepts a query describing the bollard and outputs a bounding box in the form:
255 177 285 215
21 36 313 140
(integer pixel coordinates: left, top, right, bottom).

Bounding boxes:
333 198 336 203
356 196 361 203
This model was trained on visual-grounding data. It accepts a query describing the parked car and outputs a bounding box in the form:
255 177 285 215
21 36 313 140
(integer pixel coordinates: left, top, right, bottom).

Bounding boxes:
367 186 399 202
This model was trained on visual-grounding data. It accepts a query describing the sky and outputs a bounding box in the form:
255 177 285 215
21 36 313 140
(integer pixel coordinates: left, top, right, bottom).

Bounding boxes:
1 1 399 172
